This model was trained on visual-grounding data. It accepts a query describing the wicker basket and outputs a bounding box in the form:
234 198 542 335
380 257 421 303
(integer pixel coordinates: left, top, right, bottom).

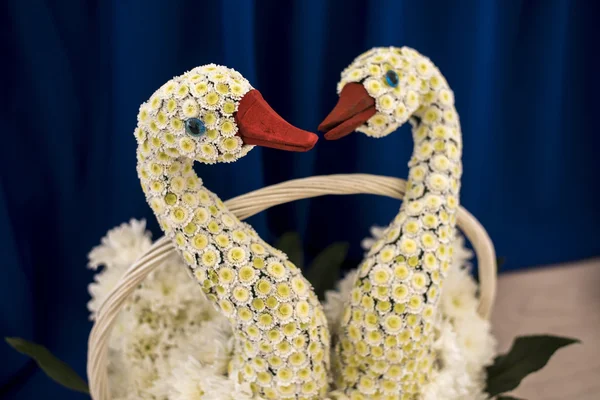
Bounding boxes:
87 173 497 400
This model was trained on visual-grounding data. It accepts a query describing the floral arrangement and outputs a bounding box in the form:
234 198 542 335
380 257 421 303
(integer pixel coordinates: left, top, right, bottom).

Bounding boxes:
319 47 465 398
89 220 496 400
6 220 578 399
5 47 579 400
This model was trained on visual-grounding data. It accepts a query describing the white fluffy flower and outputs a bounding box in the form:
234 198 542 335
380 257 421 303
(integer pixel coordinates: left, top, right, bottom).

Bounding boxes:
169 356 254 400
452 233 474 270
135 256 204 314
168 317 233 374
88 220 235 399
322 270 357 334
441 263 479 319
455 313 497 373
87 219 152 319
422 320 490 400
88 219 152 270
87 265 128 321
359 225 386 251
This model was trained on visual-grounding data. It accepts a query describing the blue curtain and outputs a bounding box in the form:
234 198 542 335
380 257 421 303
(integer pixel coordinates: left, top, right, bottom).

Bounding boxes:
2 0 598 398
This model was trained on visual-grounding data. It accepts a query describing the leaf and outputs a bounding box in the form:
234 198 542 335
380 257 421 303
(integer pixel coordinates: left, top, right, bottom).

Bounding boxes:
486 335 580 396
5 337 89 394
496 256 506 271
306 242 349 300
276 232 304 268
497 396 525 400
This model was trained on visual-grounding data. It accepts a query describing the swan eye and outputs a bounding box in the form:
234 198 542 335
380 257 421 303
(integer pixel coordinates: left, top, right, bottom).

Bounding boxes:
385 70 399 87
185 118 206 137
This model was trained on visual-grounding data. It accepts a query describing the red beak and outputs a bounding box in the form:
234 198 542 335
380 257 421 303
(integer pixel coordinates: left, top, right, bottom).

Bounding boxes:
235 90 317 151
318 83 376 140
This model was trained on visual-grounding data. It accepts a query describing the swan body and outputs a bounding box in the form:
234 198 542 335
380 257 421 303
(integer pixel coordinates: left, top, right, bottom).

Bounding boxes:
135 65 329 399
320 47 462 399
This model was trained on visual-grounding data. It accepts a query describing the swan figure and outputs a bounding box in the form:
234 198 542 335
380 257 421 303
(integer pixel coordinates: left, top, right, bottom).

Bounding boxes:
319 47 462 399
135 65 330 399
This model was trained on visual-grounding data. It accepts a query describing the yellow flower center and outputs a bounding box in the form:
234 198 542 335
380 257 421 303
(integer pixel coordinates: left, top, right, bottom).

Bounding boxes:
194 82 207 95
203 112 217 126
179 138 196 153
221 137 238 152
223 102 236 114
216 82 229 95
205 92 220 106
256 279 271 295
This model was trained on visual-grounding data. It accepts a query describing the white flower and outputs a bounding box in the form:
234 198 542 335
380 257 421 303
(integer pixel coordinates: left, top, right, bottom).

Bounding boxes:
455 313 497 372
136 256 197 313
360 225 386 252
87 265 127 321
87 219 152 319
88 220 239 399
440 262 479 319
322 271 357 334
88 219 152 271
422 320 490 400
452 233 474 270
169 356 252 400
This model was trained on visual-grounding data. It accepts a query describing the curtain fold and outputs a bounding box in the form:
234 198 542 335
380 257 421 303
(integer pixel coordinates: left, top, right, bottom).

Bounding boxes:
2 1 598 398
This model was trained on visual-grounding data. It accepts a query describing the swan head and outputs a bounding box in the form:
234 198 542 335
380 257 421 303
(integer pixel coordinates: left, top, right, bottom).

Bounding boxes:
135 64 317 164
319 46 440 140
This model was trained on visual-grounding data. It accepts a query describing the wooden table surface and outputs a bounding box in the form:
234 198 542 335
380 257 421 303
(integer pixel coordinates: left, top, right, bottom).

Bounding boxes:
491 257 600 399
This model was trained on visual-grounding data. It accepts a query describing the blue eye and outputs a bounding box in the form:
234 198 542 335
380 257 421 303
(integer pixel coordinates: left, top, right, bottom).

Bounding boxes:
385 70 399 87
185 118 206 137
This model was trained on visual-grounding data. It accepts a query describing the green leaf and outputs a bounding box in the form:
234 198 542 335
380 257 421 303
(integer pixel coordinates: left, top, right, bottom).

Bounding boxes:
276 232 304 268
5 337 89 394
497 396 525 400
496 256 506 271
306 242 349 300
486 335 580 396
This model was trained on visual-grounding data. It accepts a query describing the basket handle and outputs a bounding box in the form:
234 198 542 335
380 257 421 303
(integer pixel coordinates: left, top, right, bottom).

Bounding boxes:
87 173 496 400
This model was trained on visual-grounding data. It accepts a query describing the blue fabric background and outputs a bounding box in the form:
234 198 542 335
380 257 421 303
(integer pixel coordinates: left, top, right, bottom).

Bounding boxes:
2 0 599 398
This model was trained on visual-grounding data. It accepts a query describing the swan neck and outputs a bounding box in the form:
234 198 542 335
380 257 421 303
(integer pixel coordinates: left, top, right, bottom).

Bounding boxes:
397 94 462 226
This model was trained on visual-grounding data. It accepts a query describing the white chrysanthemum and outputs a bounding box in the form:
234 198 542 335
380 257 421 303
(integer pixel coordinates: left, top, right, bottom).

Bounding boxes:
88 220 237 399
87 265 127 321
441 262 479 319
87 219 153 319
452 233 474 269
322 271 357 334
136 259 199 314
88 219 152 271
169 356 253 400
359 225 386 251
455 312 497 372
422 320 490 400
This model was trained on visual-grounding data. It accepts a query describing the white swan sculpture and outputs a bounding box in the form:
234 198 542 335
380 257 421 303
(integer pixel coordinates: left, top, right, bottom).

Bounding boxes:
319 46 463 399
135 65 330 399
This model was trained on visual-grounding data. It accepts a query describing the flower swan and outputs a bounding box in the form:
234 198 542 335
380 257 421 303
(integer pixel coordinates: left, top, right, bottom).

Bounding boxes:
319 47 463 398
135 65 330 399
